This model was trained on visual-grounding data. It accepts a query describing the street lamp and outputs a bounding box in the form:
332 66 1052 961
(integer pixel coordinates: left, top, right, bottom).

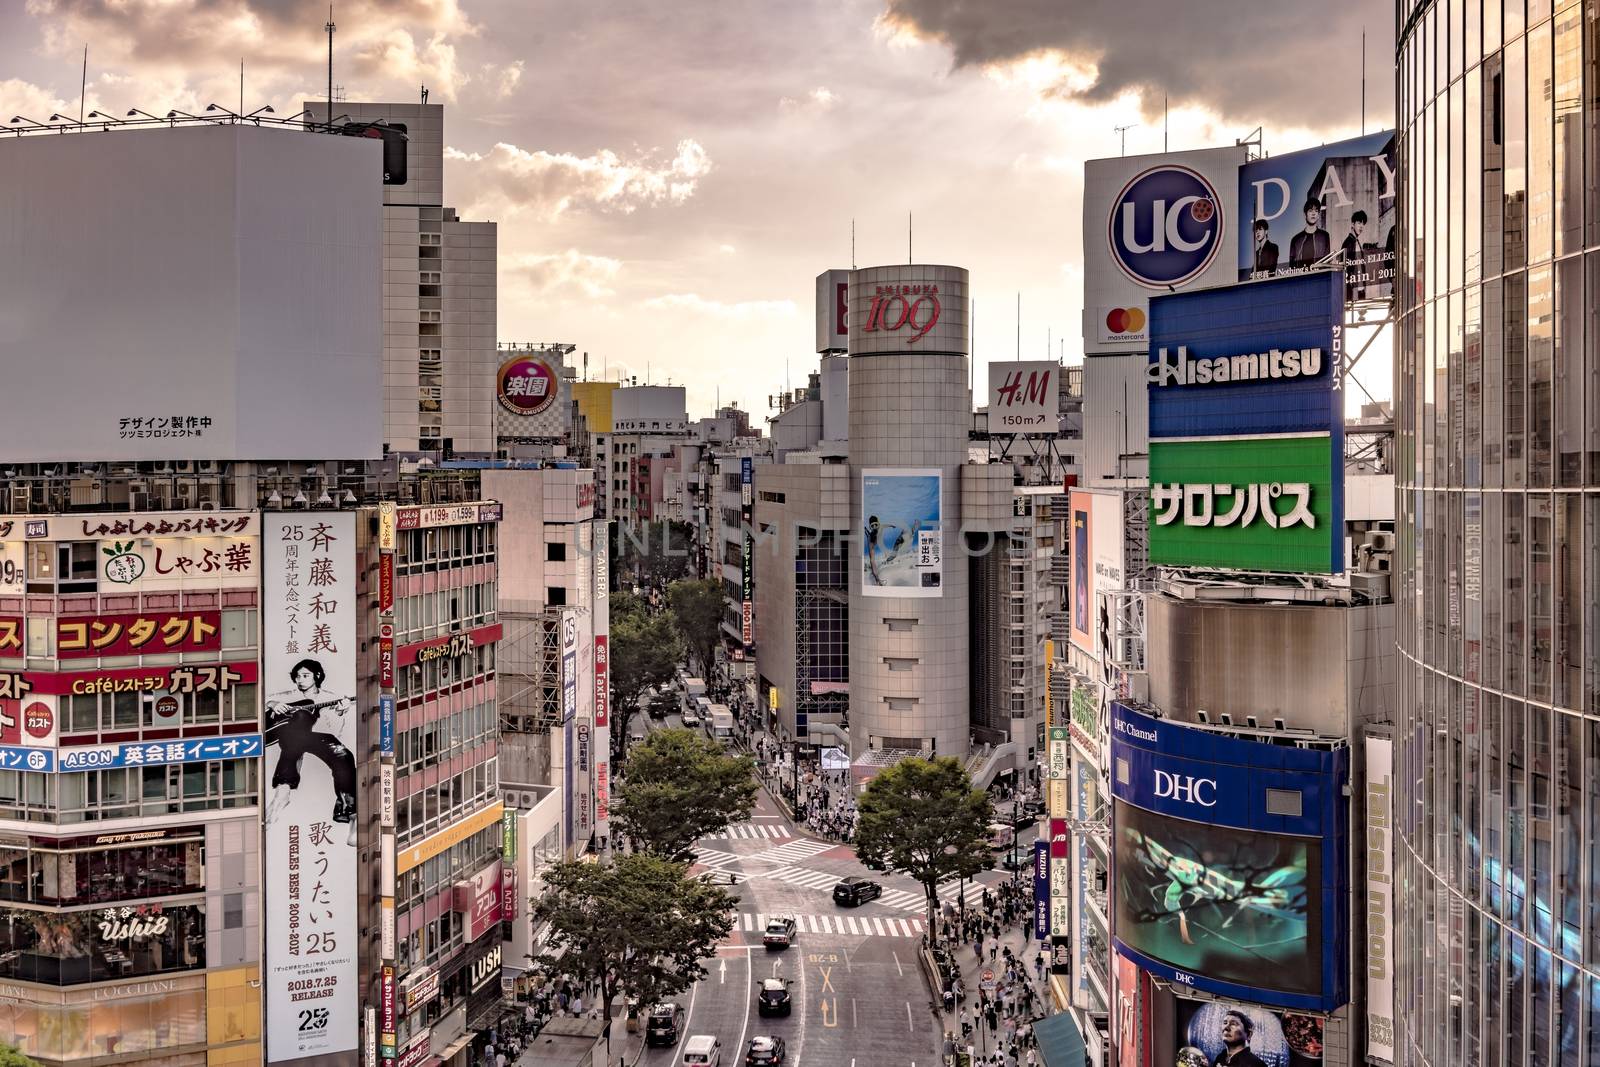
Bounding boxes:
1010 797 1021 885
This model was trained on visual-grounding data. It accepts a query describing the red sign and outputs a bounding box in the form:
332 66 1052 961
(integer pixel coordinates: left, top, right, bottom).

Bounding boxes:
741 601 753 645
576 480 596 512
0 699 52 745
596 761 609 823
456 861 504 941
379 964 397 1039
379 634 394 688
0 617 21 655
395 508 420 532
0 662 256 699
56 611 221 659
501 866 518 921
396 622 502 668
378 553 394 614
834 280 848 335
495 355 559 417
862 284 941 344
1048 817 1070 860
593 635 608 728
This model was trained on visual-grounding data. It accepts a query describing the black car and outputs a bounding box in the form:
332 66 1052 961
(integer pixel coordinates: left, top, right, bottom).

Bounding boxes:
1007 806 1038 830
643 1002 685 1047
756 977 792 1016
746 1035 788 1065
647 694 676 719
832 877 883 906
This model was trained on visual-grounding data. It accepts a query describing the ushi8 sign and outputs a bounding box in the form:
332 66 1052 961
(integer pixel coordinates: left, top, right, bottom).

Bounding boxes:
264 513 358 1061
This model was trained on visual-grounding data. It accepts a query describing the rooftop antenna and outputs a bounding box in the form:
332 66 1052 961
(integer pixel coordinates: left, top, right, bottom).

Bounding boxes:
583 351 589 381
1163 94 1168 151
1115 123 1137 157
851 218 856 269
79 45 87 124
1361 30 1367 134
325 6 336 127
1015 292 1021 361
908 212 912 263
421 85 429 104
240 58 244 117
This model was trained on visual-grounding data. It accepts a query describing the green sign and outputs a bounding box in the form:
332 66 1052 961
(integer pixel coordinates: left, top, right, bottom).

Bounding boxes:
1149 435 1339 573
1070 686 1097 742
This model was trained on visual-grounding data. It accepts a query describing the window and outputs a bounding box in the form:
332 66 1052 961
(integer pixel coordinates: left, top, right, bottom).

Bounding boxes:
546 587 566 606
546 542 566 562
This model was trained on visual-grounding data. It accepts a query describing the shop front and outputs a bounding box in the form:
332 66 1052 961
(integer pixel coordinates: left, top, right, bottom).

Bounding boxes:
0 974 207 1063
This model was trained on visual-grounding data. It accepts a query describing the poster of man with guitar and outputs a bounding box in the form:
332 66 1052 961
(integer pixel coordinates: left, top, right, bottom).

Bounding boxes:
264 657 357 846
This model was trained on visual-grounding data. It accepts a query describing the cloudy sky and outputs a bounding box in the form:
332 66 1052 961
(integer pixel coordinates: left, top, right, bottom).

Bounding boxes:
3 0 1391 418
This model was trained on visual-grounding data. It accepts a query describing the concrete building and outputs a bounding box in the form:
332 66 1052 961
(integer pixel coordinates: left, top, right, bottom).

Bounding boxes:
598 386 688 527
301 101 499 458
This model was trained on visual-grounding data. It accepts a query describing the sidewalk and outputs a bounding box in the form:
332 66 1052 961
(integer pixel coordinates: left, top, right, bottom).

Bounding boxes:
934 884 1048 1066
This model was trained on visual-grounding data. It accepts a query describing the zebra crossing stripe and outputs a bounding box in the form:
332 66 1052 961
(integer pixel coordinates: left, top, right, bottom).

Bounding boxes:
871 917 886 936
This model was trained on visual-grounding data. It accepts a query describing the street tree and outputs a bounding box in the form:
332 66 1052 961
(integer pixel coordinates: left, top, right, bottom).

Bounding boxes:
531 853 736 1026
667 578 724 680
612 727 757 859
0 1047 38 1067
608 598 682 762
854 755 994 932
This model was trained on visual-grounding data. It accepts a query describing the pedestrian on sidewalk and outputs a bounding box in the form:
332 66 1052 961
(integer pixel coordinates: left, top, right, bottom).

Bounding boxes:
974 935 984 962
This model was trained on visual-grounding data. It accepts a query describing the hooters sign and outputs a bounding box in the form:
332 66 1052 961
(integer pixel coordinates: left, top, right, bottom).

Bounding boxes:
862 284 940 344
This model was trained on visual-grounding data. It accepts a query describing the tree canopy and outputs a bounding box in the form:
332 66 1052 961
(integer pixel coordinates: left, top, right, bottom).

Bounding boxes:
612 727 758 860
0 1046 38 1067
608 600 682 760
530 853 735 1023
854 755 993 931
667 578 725 680
613 519 694 590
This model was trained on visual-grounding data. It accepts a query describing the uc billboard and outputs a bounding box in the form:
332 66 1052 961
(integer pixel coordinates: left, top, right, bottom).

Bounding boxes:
1147 271 1345 573
1109 703 1349 1013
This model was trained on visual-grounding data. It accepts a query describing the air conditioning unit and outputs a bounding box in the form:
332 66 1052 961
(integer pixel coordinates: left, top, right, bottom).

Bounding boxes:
1363 530 1396 553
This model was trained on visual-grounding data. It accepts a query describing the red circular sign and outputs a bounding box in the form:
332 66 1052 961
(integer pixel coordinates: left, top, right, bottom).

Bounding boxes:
496 357 558 417
23 701 53 739
153 695 180 723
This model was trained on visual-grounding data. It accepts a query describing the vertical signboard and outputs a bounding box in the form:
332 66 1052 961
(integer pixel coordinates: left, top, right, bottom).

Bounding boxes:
1070 493 1092 652
264 512 358 1061
740 456 754 648
593 635 610 827
861 468 942 597
1073 759 1097 1004
1032 840 1050 940
815 268 849 352
1365 735 1395 1063
561 611 578 850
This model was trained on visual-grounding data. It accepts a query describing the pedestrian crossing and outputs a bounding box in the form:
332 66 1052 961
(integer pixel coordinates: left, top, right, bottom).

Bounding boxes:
747 865 989 912
731 912 926 939
745 838 836 865
700 821 793 841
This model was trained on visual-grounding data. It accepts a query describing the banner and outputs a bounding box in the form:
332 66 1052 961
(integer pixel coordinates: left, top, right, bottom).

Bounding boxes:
1032 841 1050 940
1365 735 1395 1063
264 512 359 1060
861 468 942 597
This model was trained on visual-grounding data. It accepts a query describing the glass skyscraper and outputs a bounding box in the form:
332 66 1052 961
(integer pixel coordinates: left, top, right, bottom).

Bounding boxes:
1396 1 1599 1064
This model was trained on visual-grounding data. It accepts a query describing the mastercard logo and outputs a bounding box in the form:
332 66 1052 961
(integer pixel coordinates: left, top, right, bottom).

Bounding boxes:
1104 307 1147 334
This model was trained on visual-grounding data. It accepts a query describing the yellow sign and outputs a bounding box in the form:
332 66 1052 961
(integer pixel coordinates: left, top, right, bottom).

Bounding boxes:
1048 779 1069 820
1043 640 1055 728
768 686 779 711
378 501 396 551
397 801 504 874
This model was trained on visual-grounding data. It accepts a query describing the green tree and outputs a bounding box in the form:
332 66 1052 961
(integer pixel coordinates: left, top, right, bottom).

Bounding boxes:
854 756 994 932
612 728 757 860
667 578 725 679
608 607 682 761
614 520 694 590
531 853 735 1025
0 1045 39 1067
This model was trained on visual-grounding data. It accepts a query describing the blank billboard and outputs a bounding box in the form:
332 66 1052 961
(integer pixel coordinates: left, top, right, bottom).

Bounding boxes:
0 125 382 461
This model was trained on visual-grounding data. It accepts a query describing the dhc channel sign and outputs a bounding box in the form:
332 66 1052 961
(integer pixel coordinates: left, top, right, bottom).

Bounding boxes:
1108 165 1225 289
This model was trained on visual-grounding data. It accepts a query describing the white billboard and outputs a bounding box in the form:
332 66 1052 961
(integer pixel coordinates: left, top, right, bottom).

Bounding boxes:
987 361 1060 430
815 269 849 353
0 125 382 461
861 469 942 598
1082 145 1245 355
1365 734 1395 1064
264 511 359 1061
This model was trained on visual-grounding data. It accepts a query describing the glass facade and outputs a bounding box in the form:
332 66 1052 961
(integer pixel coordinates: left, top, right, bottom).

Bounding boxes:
1396 1 1600 1064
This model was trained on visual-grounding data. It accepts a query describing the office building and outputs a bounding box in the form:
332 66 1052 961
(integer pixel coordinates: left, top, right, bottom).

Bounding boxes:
1396 1 1600 1063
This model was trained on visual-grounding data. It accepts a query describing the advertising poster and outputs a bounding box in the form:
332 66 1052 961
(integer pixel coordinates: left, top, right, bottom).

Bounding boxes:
1110 702 1348 1012
1365 735 1395 1063
1070 492 1093 652
1091 489 1124 672
264 512 359 1060
987 361 1059 430
1172 996 1325 1067
1239 130 1397 303
1033 841 1050 941
493 353 569 441
1114 954 1142 1067
861 469 942 597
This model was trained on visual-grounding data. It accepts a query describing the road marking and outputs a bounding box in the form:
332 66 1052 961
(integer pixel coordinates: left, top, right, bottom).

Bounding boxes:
736 949 752 1064
819 966 833 994
729 912 923 939
892 950 903 977
845 916 860 935
853 998 858 1028
872 917 887 936
907 1001 915 1031
820 996 838 1028
719 958 726 984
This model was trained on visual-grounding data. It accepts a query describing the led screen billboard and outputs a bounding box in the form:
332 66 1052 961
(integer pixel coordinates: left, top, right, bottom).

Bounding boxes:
861 469 942 597
1110 703 1348 1012
1238 130 1397 303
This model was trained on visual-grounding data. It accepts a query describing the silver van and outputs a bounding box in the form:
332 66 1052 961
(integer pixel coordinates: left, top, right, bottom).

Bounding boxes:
682 1034 721 1066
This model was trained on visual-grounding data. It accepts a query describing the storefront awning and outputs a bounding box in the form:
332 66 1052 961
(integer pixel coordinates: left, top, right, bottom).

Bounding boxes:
435 1032 474 1065
1034 1011 1087 1067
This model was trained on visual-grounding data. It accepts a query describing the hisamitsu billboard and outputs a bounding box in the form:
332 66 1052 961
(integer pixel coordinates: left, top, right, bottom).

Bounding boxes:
1109 703 1349 1013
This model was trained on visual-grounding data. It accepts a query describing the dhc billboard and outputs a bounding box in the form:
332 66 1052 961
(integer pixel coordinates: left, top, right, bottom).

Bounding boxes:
1109 702 1349 1013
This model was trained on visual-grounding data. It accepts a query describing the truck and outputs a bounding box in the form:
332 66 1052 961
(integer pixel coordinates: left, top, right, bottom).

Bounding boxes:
708 705 735 743
680 678 707 720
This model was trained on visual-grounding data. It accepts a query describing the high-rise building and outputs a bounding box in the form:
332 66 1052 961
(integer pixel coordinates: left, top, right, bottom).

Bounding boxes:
1396 3 1598 1064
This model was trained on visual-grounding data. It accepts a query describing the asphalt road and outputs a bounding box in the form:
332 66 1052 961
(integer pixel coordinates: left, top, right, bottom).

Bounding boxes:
628 703 1030 1066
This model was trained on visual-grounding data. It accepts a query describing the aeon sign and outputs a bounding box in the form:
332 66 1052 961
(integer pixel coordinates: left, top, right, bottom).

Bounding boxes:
862 284 941 344
1108 165 1224 289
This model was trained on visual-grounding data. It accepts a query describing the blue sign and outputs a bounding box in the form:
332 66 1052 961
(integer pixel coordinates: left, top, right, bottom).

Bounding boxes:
1147 271 1345 441
1032 840 1050 941
54 734 263 773
1109 164 1225 288
1109 703 1348 1012
740 457 753 486
379 695 395 756
0 746 55 772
